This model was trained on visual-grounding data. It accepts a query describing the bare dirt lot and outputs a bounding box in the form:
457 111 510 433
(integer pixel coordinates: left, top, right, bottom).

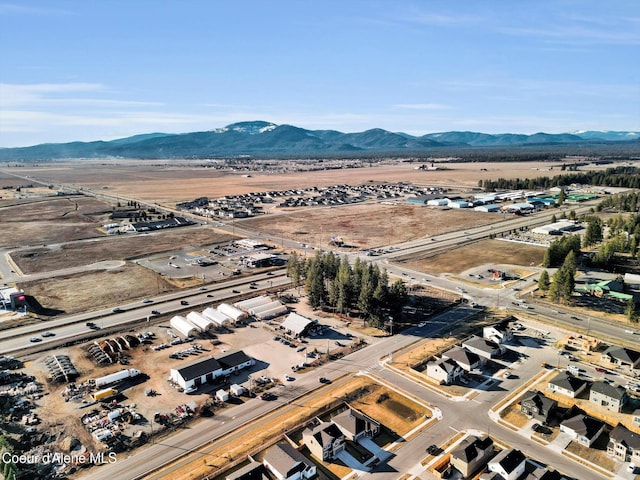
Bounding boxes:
20 264 178 315
244 203 500 250
400 238 546 275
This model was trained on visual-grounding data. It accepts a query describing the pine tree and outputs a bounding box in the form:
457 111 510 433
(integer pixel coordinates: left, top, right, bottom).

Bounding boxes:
538 270 550 291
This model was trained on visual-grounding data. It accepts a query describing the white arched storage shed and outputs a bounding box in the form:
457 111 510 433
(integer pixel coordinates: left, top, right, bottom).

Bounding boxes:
217 303 248 323
186 311 214 331
202 307 233 327
170 315 200 337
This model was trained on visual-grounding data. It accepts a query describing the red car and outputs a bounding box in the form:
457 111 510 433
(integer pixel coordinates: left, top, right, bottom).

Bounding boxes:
595 367 607 373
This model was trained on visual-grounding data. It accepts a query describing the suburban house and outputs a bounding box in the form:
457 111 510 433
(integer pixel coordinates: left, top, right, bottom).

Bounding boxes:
559 414 606 447
520 390 557 423
442 347 481 372
450 435 494 478
547 372 588 398
426 358 464 385
263 443 317 480
589 381 628 412
607 423 640 463
331 408 380 441
483 322 514 344
226 461 268 480
560 334 601 353
603 346 640 370
462 336 504 360
302 421 345 461
487 448 526 480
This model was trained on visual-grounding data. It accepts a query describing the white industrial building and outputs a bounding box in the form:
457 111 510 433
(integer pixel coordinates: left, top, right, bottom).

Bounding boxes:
202 307 233 327
170 316 200 337
501 202 534 214
531 221 581 236
170 350 254 390
474 204 500 213
427 198 448 207
281 312 314 338
447 199 471 208
218 303 248 323
186 311 215 331
251 301 288 320
235 295 272 311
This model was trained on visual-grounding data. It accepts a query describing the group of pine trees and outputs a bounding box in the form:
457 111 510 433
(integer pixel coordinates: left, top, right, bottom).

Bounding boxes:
479 166 640 191
287 251 408 329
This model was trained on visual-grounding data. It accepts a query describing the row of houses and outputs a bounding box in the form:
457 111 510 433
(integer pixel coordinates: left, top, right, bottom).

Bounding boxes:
225 407 381 480
426 322 514 385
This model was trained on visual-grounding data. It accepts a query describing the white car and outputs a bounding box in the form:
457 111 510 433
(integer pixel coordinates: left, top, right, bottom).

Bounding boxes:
417 322 426 328
284 375 294 382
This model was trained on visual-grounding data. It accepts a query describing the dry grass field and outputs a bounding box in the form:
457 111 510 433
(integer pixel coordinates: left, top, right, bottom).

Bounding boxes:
244 203 499 251
401 238 546 275
4 159 575 204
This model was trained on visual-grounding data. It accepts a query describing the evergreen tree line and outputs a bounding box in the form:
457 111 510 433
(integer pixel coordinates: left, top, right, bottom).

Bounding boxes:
542 235 581 268
287 251 408 329
597 191 640 212
479 166 640 191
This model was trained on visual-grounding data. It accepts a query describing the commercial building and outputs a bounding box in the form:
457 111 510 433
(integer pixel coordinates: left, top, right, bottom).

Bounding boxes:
169 350 254 390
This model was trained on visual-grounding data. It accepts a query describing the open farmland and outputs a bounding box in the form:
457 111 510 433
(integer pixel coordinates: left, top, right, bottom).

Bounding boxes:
3 159 587 204
399 238 546 275
244 203 500 250
0 195 111 248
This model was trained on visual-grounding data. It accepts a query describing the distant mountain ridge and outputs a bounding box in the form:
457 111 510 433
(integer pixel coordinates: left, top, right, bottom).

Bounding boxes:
1 121 638 161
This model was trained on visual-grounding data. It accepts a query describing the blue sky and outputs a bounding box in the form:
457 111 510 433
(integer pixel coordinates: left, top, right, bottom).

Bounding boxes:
1 1 639 147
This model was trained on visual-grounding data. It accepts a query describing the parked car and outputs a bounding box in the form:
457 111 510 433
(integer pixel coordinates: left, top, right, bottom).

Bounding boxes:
284 375 294 382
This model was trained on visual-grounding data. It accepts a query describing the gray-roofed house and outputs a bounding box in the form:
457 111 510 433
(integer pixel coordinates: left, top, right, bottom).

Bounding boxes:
263 443 316 480
426 358 463 385
487 448 526 480
589 381 628 412
450 435 494 477
331 408 380 441
442 347 481 372
559 414 606 447
547 372 588 398
603 346 640 369
226 461 268 480
607 423 640 463
483 322 514 344
302 421 345 461
462 336 504 360
520 390 557 423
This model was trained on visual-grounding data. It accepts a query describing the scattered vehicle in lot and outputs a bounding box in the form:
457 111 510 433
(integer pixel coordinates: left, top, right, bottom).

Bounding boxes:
142 298 153 303
296 346 306 352
319 377 331 384
29 337 42 342
284 375 294 382
417 322 426 328
259 392 275 400
184 386 198 394
180 300 189 305
273 336 281 341
426 444 442 455
41 331 55 337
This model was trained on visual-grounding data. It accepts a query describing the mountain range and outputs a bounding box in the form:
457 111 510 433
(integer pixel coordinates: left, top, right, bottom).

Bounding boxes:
1 121 638 161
